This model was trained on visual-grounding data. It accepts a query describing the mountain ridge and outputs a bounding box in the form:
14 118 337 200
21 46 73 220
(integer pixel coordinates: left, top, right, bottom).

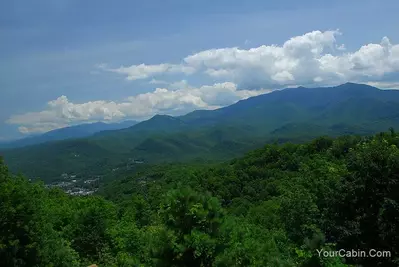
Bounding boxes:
0 120 138 149
3 83 399 183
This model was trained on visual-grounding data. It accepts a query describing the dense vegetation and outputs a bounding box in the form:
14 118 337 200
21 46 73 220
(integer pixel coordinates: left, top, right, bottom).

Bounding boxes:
1 130 398 266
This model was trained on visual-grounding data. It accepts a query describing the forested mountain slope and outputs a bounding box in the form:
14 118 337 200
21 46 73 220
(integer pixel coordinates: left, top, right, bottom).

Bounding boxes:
0 120 138 149
1 130 398 266
3 83 399 183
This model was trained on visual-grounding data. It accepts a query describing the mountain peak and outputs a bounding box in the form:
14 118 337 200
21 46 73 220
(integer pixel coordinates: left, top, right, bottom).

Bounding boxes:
343 82 357 85
124 114 188 133
337 82 367 87
335 82 378 92
152 114 175 120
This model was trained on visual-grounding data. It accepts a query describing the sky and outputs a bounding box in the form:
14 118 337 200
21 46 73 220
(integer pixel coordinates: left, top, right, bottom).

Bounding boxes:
1 0 399 140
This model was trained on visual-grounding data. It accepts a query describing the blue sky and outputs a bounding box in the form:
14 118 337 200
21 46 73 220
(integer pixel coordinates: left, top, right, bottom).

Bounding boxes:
1 0 399 140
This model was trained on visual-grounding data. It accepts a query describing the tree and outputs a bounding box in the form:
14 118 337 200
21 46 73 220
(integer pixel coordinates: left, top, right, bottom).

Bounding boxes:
0 175 45 267
332 137 399 266
216 216 295 267
280 186 320 244
66 197 117 264
0 157 8 183
155 187 225 267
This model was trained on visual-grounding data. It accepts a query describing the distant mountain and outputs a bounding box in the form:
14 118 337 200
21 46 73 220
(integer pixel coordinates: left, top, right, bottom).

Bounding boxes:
0 120 138 149
180 82 399 130
3 83 399 183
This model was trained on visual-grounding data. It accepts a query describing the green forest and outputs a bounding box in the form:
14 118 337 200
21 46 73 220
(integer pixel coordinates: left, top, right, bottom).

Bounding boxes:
1 130 398 266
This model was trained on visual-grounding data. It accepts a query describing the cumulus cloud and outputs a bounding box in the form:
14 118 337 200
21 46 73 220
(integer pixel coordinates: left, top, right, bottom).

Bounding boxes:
184 30 399 86
149 79 169 85
365 81 399 89
8 96 127 134
99 63 195 81
7 82 268 134
99 30 399 87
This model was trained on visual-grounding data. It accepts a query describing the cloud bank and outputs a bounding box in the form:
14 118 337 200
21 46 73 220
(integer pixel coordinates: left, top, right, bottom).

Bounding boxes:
102 30 399 86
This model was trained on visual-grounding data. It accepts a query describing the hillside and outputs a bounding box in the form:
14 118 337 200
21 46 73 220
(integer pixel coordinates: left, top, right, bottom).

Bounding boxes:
3 83 399 183
1 130 398 266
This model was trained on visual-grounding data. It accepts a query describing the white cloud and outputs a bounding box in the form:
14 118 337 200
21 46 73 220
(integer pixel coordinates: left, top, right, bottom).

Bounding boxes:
365 81 399 89
7 82 268 134
99 63 195 81
336 44 346 51
18 124 67 135
8 96 128 134
149 79 169 85
168 80 190 90
99 30 399 87
184 30 399 86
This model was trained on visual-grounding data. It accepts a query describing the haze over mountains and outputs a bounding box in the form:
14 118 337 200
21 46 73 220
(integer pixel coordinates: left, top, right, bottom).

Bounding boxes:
0 120 138 149
2 83 399 182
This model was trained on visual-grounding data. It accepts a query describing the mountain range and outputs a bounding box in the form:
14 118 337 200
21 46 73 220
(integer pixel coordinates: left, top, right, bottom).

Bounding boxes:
2 83 399 183
0 120 138 149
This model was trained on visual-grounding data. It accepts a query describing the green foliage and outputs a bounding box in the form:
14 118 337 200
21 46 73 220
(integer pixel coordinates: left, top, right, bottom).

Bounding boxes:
280 187 320 244
0 176 45 266
155 188 224 267
0 156 8 180
216 216 295 267
66 197 117 264
330 136 399 266
0 160 80 267
2 130 399 266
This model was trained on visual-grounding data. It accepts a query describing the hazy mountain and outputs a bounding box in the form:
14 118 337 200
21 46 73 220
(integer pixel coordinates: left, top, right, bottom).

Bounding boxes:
3 83 399 182
0 120 138 149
